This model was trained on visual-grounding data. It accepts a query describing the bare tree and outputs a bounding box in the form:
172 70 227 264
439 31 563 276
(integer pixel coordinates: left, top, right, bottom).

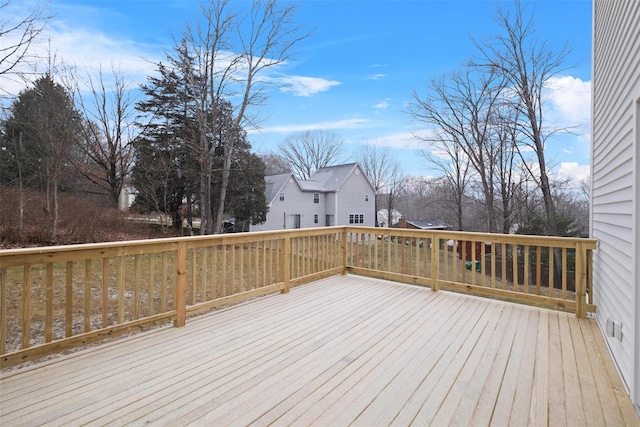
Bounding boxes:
420 143 470 231
410 65 506 232
177 0 310 234
383 162 407 229
74 65 137 207
474 0 571 236
354 144 398 226
0 0 49 92
260 152 290 175
277 130 344 179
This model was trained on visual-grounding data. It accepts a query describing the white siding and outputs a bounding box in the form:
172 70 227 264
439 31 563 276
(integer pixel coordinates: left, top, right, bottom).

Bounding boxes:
334 166 375 227
592 0 640 408
251 164 376 231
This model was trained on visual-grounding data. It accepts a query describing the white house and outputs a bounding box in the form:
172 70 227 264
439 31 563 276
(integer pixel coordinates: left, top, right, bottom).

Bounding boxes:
251 163 376 231
591 0 640 411
377 209 402 228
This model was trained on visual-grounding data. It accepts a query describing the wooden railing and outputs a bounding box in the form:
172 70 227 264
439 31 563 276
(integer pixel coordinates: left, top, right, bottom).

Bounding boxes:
344 227 597 316
0 227 596 368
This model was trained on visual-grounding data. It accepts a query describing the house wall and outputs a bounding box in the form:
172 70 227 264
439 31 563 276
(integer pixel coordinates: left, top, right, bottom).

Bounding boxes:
334 166 375 227
251 178 300 231
591 0 640 408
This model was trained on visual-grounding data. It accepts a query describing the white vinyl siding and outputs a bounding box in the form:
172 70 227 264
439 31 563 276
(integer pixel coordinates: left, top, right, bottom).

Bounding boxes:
592 0 640 407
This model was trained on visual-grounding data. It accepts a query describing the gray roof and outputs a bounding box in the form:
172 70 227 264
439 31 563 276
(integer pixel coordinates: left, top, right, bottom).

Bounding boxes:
406 219 451 230
264 172 295 204
299 163 362 192
263 163 374 203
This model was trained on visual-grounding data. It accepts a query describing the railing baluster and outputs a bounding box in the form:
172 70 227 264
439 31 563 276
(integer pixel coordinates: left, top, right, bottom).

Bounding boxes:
148 255 154 316
134 255 141 319
562 248 568 300
66 261 73 337
102 258 109 327
524 246 529 294
161 252 167 312
536 247 542 295
22 265 31 348
490 243 496 288
45 263 53 343
0 268 6 355
84 259 91 332
512 244 518 291
118 257 125 324
548 248 554 296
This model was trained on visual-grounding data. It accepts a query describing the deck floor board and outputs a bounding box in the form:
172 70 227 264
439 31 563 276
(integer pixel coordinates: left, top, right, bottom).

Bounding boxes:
1 274 638 427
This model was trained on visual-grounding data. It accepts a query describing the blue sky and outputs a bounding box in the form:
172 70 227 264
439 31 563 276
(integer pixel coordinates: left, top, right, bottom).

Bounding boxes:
4 0 592 180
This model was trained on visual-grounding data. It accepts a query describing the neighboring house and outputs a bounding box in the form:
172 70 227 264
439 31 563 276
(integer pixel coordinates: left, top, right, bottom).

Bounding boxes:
377 209 402 228
592 0 640 411
251 163 376 231
397 218 451 231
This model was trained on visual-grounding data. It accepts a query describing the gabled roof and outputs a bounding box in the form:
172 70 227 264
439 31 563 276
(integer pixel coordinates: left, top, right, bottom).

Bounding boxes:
300 163 374 192
263 163 375 202
264 172 296 205
405 219 451 230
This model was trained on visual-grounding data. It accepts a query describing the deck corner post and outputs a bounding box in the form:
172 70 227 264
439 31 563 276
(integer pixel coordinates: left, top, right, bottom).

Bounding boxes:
431 233 439 292
282 235 291 293
174 241 187 327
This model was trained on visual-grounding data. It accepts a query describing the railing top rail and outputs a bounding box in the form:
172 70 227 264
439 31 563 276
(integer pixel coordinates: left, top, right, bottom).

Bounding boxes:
0 227 348 267
0 225 597 265
344 226 597 249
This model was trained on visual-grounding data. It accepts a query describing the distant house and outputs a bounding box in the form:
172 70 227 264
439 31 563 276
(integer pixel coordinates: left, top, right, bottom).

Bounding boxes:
592 0 640 410
251 163 376 231
397 218 451 231
377 209 403 228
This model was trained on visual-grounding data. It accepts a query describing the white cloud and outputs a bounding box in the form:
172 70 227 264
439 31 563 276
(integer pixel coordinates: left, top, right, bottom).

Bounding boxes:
367 73 387 80
277 75 341 97
250 118 370 134
372 99 390 110
556 161 590 182
362 131 421 150
544 75 591 129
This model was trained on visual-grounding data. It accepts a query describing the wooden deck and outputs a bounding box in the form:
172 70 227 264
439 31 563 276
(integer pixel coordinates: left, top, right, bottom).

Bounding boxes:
1 275 638 426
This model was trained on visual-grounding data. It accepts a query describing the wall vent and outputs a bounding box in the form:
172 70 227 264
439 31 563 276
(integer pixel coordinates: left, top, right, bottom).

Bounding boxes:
606 318 623 341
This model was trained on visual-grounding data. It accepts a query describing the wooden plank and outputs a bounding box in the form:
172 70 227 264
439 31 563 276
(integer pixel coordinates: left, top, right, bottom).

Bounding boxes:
568 317 606 425
528 308 549 426
583 319 639 425
467 304 524 424
0 275 635 427
446 303 516 426
548 312 567 426
558 314 587 426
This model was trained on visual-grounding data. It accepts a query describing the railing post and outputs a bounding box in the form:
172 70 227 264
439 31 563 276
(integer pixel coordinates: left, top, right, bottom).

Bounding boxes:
431 233 439 291
341 228 348 275
282 235 291 293
575 242 586 318
174 241 187 327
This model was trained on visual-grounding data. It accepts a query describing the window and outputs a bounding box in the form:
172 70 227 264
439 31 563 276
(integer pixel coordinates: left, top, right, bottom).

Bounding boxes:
349 214 364 224
313 193 319 203
314 214 319 224
365 194 369 202
279 193 284 201
326 214 334 226
290 214 301 229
